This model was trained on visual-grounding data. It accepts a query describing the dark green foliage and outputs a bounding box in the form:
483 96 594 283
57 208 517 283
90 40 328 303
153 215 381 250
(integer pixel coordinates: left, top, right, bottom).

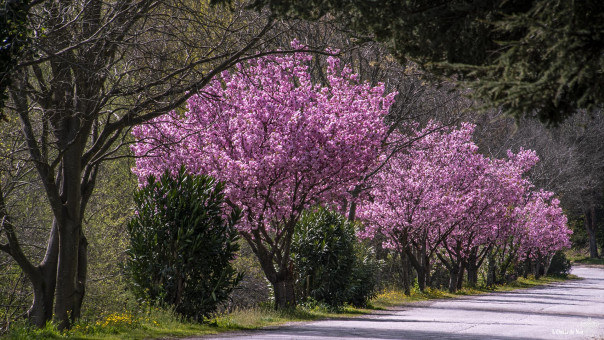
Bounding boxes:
429 260 451 290
125 167 242 321
243 0 521 67
569 215 589 249
292 207 356 307
568 211 604 255
469 0 604 125
346 243 380 307
292 207 378 307
234 0 604 124
548 251 571 277
0 0 30 119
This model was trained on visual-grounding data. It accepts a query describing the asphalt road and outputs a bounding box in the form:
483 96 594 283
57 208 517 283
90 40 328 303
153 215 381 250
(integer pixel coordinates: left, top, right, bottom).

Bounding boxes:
197 265 604 340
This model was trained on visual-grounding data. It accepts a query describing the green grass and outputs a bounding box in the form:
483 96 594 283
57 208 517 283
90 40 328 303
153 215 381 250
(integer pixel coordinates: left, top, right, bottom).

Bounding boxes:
571 256 604 265
565 248 604 265
2 275 576 340
5 309 219 340
2 304 372 340
370 275 576 309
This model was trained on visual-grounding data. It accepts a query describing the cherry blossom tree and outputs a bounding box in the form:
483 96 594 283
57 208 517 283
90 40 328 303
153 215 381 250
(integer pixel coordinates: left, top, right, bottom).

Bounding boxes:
437 149 538 291
132 43 396 308
358 122 489 293
359 121 571 292
512 190 572 276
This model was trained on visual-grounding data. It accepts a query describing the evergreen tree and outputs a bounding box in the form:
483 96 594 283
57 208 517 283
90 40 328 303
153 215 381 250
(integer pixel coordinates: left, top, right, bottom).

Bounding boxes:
0 0 30 120
232 0 604 124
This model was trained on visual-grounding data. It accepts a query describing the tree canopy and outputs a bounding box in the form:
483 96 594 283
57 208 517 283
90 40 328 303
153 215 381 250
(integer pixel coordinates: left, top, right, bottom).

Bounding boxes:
132 44 396 308
237 0 604 124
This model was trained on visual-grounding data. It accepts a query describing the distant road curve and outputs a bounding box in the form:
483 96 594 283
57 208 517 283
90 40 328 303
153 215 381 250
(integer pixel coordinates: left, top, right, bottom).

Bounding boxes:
192 265 604 340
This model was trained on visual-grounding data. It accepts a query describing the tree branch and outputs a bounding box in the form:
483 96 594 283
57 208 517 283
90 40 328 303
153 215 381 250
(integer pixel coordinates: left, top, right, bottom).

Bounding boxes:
0 182 37 281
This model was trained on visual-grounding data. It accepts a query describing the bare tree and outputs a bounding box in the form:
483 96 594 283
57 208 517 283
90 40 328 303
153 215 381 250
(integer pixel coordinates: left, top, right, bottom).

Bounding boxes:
473 110 604 258
552 113 604 258
0 0 281 329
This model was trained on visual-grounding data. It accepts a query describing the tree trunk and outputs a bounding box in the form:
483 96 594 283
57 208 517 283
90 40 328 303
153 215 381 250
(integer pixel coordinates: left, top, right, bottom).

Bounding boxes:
73 235 88 320
416 266 426 292
27 264 57 328
533 260 542 279
1 184 59 328
448 261 461 293
498 244 517 284
27 223 59 327
523 257 531 278
486 250 496 286
53 126 87 330
424 246 432 288
449 261 465 293
543 253 554 276
28 268 57 328
406 238 429 292
241 229 296 310
400 252 411 296
347 186 361 222
466 249 479 287
54 218 81 330
466 262 479 287
348 201 357 222
418 240 428 291
456 261 465 290
424 260 432 288
435 247 458 293
585 206 599 258
272 265 296 309
28 280 48 328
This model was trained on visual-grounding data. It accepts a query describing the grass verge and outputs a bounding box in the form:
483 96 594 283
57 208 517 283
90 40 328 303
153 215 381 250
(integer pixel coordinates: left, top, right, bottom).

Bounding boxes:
371 275 577 309
2 275 576 340
571 256 604 265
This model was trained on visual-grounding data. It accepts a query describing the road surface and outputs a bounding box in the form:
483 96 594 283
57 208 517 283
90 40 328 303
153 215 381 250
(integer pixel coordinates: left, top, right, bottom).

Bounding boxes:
196 265 604 340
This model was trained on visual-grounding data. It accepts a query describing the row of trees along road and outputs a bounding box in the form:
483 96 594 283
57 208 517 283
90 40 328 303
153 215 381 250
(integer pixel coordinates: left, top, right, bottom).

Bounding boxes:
0 0 600 330
132 47 571 307
232 0 604 259
471 111 604 259
358 122 571 293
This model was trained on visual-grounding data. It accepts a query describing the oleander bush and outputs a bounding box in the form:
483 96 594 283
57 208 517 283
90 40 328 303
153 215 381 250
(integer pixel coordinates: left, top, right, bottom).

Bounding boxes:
125 167 242 321
292 207 378 307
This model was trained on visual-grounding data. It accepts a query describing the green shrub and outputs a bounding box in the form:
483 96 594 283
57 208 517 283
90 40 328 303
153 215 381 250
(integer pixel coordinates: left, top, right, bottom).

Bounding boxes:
347 243 380 307
125 167 242 321
547 251 572 277
292 207 379 308
429 260 451 289
292 207 356 307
